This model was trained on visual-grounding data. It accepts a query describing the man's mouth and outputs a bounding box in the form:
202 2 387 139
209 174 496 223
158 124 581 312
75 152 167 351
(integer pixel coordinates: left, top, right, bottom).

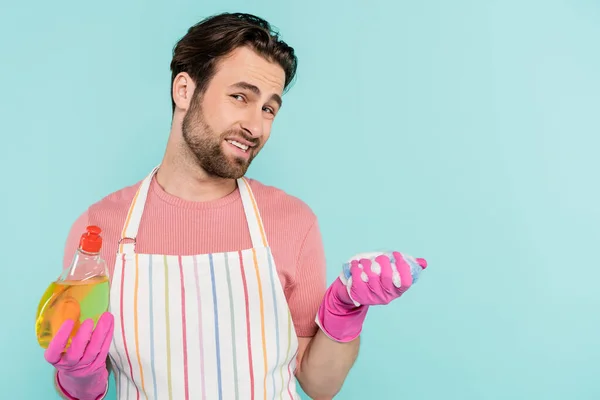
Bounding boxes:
226 139 250 152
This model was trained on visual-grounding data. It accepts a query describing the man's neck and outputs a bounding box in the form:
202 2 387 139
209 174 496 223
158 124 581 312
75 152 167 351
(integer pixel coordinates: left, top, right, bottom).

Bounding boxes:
155 158 237 203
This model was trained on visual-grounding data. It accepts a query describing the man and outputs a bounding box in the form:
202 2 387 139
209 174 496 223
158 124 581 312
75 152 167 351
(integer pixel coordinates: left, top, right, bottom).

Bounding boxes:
42 12 426 400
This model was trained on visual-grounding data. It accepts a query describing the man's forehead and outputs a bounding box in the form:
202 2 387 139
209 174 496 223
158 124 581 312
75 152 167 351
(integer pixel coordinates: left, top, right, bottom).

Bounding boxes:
213 48 285 93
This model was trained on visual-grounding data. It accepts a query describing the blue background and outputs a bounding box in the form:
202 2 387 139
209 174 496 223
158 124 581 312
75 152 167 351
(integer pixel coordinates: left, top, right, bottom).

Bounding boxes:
1 0 599 398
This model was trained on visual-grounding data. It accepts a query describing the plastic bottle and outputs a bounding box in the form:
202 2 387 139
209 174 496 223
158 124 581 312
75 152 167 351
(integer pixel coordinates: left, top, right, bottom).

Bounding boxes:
340 251 427 286
35 225 110 350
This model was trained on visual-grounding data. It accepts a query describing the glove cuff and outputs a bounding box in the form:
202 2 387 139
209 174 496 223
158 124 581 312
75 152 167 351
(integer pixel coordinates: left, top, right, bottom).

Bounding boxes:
55 369 109 400
315 278 369 342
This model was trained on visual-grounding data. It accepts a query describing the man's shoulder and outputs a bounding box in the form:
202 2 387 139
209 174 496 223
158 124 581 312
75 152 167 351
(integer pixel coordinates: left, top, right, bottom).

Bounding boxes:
246 178 317 222
87 180 144 214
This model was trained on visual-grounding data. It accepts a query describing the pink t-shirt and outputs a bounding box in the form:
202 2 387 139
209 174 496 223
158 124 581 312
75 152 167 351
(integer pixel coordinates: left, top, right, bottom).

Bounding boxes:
62 175 327 337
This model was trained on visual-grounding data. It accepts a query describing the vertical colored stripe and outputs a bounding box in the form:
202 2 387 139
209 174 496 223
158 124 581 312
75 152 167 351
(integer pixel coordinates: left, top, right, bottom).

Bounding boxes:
178 256 190 400
209 254 223 400
278 286 291 397
148 256 158 400
251 248 268 400
266 250 280 400
224 254 239 400
120 254 137 399
133 253 147 399
163 256 173 400
286 351 298 400
239 251 254 400
285 312 295 399
108 272 125 399
193 256 207 400
241 178 268 247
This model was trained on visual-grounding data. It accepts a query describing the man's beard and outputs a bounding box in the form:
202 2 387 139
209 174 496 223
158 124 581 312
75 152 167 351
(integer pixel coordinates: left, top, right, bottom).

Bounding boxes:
181 98 259 179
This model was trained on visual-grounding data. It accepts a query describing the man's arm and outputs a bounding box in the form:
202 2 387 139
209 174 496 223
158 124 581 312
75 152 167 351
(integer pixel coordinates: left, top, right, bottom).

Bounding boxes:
295 333 359 399
287 218 359 399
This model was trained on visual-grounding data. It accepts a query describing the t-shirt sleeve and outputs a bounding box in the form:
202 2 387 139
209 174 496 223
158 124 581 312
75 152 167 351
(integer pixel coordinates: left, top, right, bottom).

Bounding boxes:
62 210 90 271
287 217 328 337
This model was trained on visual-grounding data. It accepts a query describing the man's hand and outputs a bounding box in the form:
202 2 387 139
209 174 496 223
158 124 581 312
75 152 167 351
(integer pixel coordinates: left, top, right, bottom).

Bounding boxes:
45 312 114 400
316 251 427 343
342 251 427 307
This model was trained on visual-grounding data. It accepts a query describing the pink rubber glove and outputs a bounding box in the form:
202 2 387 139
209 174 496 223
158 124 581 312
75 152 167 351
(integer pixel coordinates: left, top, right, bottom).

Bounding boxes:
316 252 427 342
44 312 114 400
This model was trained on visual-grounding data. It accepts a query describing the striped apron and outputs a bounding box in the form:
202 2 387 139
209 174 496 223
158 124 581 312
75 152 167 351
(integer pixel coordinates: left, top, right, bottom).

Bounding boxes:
107 166 301 400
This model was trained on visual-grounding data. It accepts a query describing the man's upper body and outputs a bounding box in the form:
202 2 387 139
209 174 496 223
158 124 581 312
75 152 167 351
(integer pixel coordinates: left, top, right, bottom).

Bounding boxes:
61 174 327 339
47 11 427 400
47 13 365 400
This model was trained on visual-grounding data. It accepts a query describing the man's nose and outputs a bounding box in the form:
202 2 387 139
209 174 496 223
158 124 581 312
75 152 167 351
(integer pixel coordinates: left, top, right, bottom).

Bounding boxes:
240 109 264 138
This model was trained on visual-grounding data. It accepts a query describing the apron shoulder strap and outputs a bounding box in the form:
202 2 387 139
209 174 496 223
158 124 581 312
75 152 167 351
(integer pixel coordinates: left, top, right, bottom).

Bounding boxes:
238 177 269 248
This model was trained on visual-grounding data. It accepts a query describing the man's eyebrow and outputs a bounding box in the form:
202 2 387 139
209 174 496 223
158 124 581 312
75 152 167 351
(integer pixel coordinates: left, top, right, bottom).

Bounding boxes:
230 81 283 108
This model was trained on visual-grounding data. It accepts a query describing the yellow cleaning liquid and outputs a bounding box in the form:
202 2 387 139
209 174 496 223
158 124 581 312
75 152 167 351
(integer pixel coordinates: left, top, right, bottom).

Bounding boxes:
35 275 109 349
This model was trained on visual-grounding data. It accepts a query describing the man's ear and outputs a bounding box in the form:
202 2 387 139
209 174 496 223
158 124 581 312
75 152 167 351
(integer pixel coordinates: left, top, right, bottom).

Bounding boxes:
172 72 196 112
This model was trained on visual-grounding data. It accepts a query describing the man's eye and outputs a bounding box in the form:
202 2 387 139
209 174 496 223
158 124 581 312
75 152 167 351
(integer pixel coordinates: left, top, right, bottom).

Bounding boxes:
232 94 245 102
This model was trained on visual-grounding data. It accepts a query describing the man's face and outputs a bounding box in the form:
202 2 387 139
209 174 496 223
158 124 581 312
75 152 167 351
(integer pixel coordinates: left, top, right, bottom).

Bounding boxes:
182 46 285 179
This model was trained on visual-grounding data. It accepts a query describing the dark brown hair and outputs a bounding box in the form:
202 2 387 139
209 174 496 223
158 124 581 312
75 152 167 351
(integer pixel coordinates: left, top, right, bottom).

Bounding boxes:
169 12 298 112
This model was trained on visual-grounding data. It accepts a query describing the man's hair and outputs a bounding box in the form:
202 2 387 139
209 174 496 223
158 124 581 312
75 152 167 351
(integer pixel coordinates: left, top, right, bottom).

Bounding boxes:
170 12 298 112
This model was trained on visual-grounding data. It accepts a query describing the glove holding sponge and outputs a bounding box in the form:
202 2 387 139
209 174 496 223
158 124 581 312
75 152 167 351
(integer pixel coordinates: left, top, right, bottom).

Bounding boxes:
316 251 428 343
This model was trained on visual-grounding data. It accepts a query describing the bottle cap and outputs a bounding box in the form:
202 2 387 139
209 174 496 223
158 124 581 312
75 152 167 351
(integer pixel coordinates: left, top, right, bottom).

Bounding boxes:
79 225 102 253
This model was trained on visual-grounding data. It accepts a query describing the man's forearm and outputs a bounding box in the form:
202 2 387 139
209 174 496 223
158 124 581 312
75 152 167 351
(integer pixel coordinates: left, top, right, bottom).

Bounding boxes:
295 329 360 399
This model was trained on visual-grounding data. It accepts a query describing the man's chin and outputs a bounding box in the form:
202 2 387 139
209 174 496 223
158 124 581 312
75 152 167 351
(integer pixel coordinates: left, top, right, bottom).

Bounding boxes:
203 147 253 178
220 159 251 179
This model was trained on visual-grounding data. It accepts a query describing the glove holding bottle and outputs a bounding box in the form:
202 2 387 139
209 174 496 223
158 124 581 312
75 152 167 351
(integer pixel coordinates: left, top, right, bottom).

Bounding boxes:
35 225 113 399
